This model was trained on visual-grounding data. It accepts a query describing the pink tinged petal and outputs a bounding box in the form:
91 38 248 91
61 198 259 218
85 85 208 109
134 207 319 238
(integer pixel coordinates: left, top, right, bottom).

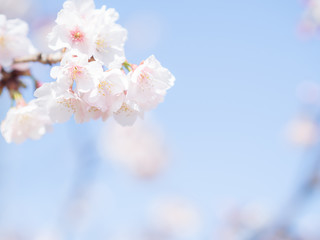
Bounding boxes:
70 27 85 43
87 106 103 120
93 24 127 68
63 0 95 17
50 97 75 123
86 69 126 111
74 99 91 123
48 25 70 50
70 65 84 79
113 103 140 126
34 82 75 124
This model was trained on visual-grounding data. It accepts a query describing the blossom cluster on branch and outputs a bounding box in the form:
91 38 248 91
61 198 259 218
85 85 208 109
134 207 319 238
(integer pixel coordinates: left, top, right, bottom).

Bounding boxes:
0 0 175 144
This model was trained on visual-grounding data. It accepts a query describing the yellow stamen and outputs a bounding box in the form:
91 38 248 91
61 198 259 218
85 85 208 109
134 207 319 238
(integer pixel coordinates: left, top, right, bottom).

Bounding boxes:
0 36 5 47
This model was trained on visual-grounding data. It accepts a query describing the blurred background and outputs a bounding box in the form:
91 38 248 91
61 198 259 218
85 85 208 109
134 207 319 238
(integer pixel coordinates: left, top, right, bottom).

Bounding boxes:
1 0 320 239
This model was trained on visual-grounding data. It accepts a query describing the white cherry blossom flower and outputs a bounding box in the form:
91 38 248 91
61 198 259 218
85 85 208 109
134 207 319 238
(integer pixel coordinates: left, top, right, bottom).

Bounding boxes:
113 102 142 126
48 0 127 68
34 82 90 124
114 55 175 126
0 14 36 68
92 6 127 68
48 9 95 54
85 69 126 113
126 55 175 111
35 66 126 124
1 100 52 144
48 0 96 53
86 105 110 121
50 50 102 93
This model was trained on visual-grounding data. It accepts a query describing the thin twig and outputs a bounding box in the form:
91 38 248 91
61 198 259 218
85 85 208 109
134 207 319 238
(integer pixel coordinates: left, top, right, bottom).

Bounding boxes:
13 51 63 65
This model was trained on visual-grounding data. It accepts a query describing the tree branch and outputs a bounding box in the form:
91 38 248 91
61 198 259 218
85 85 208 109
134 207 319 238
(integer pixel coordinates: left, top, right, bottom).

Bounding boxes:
13 52 63 65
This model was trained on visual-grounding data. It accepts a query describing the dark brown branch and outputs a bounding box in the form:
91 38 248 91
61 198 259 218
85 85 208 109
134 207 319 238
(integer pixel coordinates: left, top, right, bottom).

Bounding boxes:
13 52 63 65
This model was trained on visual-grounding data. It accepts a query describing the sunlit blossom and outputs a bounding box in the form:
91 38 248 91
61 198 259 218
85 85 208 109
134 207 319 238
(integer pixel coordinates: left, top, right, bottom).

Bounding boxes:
0 14 36 68
1 99 52 143
149 197 202 238
101 119 168 178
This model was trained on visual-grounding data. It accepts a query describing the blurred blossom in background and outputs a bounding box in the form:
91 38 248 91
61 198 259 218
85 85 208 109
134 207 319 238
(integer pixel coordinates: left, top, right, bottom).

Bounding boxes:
299 0 320 36
0 0 32 19
2 0 320 240
296 81 320 104
215 203 270 240
100 119 169 179
148 197 202 238
286 115 319 147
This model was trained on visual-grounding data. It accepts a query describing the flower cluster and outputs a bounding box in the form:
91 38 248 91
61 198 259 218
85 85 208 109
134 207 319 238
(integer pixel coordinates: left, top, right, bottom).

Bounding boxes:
0 0 175 143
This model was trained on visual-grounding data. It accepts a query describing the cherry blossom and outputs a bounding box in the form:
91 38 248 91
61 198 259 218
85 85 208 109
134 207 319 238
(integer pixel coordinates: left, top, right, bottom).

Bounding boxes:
85 68 126 113
45 51 128 123
91 6 127 68
113 102 142 126
127 55 175 111
1 100 52 144
34 82 90 124
48 8 95 55
114 55 175 126
0 0 175 143
50 50 102 92
48 0 127 68
0 14 36 68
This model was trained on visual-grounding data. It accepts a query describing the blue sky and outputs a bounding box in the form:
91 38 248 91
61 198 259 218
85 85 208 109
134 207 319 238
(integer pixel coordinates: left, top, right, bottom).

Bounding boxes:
0 0 319 239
